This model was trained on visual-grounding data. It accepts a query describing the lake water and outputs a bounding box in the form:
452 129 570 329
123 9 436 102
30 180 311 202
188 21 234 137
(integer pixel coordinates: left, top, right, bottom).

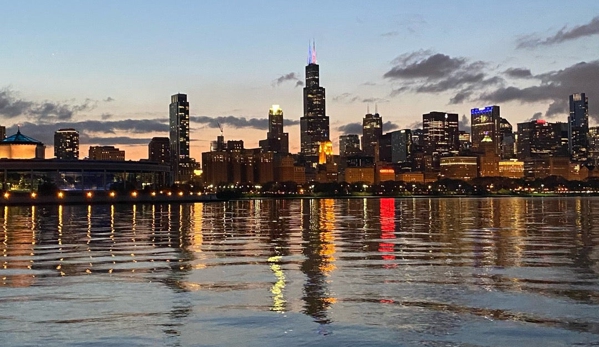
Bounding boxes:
1 197 599 346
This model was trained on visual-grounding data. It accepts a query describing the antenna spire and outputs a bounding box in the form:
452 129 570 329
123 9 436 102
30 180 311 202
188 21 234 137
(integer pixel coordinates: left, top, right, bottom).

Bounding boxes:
375 103 378 114
311 39 317 64
367 104 370 114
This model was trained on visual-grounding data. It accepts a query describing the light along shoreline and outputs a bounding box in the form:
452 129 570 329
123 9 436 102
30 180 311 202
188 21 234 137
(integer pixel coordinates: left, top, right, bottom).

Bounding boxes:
0 191 223 206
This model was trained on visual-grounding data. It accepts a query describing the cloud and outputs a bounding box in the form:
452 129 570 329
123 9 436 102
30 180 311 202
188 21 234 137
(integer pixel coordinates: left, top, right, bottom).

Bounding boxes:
517 16 599 48
450 90 473 105
336 121 398 135
0 88 96 122
526 112 543 122
190 115 300 130
383 51 503 104
458 114 470 133
82 136 153 146
295 81 304 87
337 122 362 134
405 121 423 130
333 93 388 104
101 113 113 120
362 97 389 104
333 93 359 103
384 52 466 80
504 67 533 79
272 72 301 87
361 82 377 86
381 31 399 37
104 97 115 102
383 121 399 131
479 60 598 119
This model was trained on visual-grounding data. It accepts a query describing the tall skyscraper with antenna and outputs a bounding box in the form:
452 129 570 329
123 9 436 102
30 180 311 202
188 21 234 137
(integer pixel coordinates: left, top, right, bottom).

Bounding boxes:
300 41 328 161
362 105 383 157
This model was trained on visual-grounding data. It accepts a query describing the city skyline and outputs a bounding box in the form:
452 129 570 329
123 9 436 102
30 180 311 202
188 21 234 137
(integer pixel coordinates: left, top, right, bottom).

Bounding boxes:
0 1 598 160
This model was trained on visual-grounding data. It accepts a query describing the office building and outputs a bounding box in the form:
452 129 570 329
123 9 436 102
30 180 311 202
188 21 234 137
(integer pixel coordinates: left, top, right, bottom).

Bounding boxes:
259 105 289 153
148 137 171 164
440 156 478 180
88 146 125 161
300 41 329 160
339 135 360 156
568 93 589 163
422 112 459 170
169 93 192 183
362 111 382 157
54 128 79 160
499 118 514 159
471 106 500 154
379 129 412 164
516 120 568 160
588 126 599 166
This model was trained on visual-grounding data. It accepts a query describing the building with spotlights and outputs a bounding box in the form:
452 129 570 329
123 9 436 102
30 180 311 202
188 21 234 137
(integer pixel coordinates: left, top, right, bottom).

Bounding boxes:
0 129 45 159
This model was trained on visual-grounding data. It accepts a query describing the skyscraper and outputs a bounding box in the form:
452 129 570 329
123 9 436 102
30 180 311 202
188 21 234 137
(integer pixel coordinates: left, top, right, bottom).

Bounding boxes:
148 137 171 164
471 106 500 155
568 93 589 163
362 111 383 157
259 105 289 153
300 41 328 160
169 93 192 183
339 134 360 156
54 128 79 160
422 112 459 170
516 119 568 160
379 129 412 164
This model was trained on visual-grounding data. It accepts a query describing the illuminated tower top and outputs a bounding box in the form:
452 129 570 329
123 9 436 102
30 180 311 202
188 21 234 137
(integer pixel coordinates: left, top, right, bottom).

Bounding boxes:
308 40 317 65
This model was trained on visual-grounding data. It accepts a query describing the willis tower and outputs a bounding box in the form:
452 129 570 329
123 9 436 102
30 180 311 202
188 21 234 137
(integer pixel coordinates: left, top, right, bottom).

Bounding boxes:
300 41 328 162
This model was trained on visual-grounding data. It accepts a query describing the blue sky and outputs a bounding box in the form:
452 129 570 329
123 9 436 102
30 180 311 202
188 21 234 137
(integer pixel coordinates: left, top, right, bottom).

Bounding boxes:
1 0 598 159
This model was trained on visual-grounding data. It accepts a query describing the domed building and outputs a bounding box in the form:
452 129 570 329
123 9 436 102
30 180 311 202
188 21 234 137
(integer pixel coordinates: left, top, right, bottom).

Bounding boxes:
0 129 45 159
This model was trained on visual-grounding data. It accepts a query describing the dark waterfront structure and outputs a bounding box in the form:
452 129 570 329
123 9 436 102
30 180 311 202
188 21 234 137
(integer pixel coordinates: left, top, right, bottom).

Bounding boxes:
170 93 192 183
471 106 500 155
300 41 328 161
362 111 382 157
259 105 289 154
568 93 589 163
148 137 171 164
54 128 79 160
0 159 170 192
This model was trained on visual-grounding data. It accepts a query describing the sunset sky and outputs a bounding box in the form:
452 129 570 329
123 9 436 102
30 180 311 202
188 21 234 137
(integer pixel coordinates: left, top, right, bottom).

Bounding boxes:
1 0 598 160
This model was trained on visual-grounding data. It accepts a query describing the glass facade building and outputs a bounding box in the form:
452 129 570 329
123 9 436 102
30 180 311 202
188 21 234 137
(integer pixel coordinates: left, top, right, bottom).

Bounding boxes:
169 93 192 183
568 93 589 163
300 42 329 160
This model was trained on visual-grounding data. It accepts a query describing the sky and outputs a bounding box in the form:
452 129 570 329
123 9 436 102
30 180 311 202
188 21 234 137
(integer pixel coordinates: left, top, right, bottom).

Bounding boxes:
1 0 598 160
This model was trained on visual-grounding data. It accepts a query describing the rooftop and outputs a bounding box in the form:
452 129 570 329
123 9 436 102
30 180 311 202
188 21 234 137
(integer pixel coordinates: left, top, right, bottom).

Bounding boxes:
2 129 43 145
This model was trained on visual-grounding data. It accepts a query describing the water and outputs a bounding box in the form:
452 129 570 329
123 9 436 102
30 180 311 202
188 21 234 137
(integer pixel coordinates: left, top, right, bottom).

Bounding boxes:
1 197 599 346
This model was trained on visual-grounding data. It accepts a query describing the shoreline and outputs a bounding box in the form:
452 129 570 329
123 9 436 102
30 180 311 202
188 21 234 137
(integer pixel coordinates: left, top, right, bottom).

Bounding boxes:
0 192 223 206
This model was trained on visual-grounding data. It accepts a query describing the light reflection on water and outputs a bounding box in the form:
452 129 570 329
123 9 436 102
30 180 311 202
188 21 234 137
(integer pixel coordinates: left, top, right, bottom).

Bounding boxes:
1 197 599 346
